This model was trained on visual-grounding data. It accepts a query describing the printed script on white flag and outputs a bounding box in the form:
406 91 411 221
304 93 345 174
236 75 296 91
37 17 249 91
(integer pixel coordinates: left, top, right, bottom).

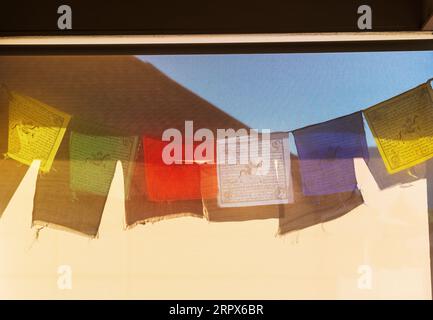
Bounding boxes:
216 132 293 207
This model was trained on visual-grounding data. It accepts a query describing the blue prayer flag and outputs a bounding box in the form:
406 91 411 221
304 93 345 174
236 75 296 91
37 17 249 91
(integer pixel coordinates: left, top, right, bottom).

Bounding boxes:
293 112 368 196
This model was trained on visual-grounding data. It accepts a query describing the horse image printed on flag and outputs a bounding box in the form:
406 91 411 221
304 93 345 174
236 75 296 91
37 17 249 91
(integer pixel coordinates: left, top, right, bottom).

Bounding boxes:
7 92 71 173
364 83 433 174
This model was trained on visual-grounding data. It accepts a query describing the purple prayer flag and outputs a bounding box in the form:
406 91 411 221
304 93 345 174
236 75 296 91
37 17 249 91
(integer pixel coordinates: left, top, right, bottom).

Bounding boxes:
293 112 368 196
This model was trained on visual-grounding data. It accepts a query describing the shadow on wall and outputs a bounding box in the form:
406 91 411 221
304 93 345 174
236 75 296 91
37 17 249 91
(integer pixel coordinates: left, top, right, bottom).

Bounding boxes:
366 147 426 190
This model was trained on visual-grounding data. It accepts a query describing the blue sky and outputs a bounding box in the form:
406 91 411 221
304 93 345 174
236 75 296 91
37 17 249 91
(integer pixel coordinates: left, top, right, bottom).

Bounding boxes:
139 52 433 146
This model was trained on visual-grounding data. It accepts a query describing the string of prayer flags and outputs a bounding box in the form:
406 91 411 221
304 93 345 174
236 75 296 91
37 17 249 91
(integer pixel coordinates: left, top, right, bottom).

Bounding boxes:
293 112 368 196
7 92 71 173
5 74 433 237
278 155 364 235
364 83 433 174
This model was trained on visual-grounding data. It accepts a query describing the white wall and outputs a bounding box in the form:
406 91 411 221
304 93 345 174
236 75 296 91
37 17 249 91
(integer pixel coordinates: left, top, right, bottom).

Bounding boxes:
0 158 431 299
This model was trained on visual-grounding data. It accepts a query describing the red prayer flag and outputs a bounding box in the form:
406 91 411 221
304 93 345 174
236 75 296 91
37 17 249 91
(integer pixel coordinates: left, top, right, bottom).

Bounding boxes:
143 136 216 201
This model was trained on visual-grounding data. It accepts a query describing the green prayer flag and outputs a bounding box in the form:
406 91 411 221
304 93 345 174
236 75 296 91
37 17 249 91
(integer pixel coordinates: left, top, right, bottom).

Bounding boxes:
70 132 138 196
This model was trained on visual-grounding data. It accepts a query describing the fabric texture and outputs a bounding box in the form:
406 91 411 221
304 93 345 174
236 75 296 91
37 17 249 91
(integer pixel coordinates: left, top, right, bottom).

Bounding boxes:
215 132 294 208
200 132 292 221
70 131 138 196
200 163 281 222
293 112 368 196
278 155 364 235
7 92 71 173
201 154 363 227
32 119 134 237
142 136 203 201
364 83 433 174
125 143 204 226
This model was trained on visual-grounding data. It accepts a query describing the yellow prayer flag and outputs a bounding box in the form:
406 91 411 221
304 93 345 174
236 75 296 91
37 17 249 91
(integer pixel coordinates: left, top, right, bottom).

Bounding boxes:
7 92 71 173
364 83 433 174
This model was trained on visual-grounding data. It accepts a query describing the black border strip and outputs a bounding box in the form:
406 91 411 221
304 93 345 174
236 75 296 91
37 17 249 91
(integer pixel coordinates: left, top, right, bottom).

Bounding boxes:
2 39 433 55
